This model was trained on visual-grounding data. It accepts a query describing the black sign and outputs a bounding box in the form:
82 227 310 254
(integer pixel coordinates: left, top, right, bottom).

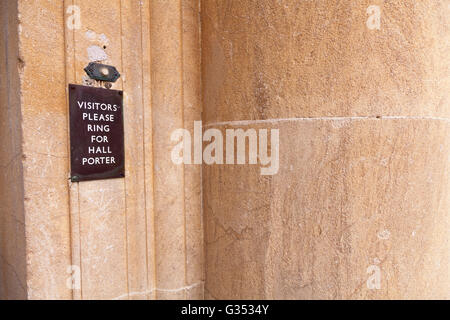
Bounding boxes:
69 84 125 182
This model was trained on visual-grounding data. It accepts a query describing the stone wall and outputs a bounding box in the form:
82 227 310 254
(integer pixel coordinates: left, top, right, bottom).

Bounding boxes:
0 0 203 300
0 0 26 300
0 0 448 300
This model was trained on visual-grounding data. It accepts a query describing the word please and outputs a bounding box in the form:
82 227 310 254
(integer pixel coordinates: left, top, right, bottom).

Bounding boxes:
82 112 115 122
171 121 279 175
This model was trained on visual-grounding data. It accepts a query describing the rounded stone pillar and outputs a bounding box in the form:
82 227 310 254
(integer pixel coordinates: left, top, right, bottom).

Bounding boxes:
202 0 449 299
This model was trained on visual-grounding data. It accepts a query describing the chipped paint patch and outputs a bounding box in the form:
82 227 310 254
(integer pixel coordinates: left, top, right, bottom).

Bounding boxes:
377 229 391 240
87 45 108 62
85 30 97 41
84 30 109 47
98 33 109 46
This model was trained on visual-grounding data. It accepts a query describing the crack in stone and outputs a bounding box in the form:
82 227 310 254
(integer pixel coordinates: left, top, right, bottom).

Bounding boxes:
111 281 204 300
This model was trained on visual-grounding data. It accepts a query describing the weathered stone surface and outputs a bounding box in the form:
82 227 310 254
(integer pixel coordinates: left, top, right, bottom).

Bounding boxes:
150 0 203 300
202 0 449 122
150 0 188 299
202 0 450 299
204 119 450 299
1 0 448 300
19 0 72 299
182 0 205 298
0 0 26 300
0 0 203 300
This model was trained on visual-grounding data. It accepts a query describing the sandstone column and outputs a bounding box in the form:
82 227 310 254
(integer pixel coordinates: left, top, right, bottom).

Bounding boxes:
202 0 449 299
